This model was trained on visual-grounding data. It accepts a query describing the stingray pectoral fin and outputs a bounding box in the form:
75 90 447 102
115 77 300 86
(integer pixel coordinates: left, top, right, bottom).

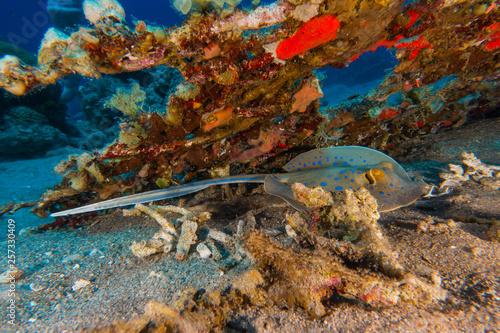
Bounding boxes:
263 175 307 211
374 180 430 212
283 146 411 182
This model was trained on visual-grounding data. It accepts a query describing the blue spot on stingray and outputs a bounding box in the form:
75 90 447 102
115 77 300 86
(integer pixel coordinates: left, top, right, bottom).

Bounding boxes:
352 170 356 174
320 182 327 186
357 171 362 174
298 162 302 165
340 170 346 174
303 163 307 167
379 191 385 195
333 162 338 166
312 162 316 166
387 193 392 196
318 161 323 165
335 156 338 159
303 182 308 185
363 160 367 163
384 200 388 203
350 179 355 182
326 157 330 162
272 180 276 183
335 186 343 191
401 186 405 189
349 187 353 189
334 177 339 181
390 183 394 187
327 175 332 178
302 157 304 159
287 167 291 170
340 156 344 159
349 159 354 162
314 156 317 159
357 188 361 190
297 168 301 171
370 186 374 190
345 175 349 179
319 155 322 158
343 162 348 165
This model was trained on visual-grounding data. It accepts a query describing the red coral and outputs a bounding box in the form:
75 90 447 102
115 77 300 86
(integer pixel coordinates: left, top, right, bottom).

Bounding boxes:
485 23 500 50
377 108 398 120
276 15 340 60
350 36 404 62
394 10 420 31
394 35 432 60
485 32 500 50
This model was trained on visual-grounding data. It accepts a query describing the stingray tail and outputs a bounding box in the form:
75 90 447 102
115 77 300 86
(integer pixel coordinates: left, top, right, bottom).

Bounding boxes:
50 174 268 217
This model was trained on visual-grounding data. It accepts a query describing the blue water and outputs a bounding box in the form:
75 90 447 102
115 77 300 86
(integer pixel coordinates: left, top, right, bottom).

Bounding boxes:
0 0 182 53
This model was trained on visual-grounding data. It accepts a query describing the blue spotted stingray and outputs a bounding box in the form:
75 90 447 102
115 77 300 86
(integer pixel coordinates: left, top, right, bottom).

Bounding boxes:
51 146 429 217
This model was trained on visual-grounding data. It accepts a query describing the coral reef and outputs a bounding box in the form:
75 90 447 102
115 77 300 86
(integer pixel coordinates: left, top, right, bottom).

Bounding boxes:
77 66 182 138
0 106 69 157
104 81 146 119
0 41 36 66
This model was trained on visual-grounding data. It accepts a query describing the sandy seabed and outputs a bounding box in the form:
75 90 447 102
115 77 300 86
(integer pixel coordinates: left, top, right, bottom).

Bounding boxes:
0 118 499 332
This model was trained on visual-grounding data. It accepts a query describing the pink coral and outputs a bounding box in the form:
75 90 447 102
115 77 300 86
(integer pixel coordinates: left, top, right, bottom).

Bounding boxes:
230 128 283 161
290 80 323 113
203 43 221 59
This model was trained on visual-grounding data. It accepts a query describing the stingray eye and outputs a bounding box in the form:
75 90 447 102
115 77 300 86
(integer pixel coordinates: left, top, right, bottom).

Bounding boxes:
365 169 385 184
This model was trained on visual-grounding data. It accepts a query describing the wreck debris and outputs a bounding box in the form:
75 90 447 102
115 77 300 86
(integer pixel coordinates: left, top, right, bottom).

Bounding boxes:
95 226 447 331
175 220 198 261
244 231 446 317
71 279 91 292
207 229 232 244
135 203 178 236
440 151 500 189
128 204 213 259
0 201 36 217
287 185 405 278
196 243 212 258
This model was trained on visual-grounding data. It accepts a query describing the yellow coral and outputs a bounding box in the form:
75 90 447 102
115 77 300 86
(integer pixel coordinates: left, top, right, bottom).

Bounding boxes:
105 82 146 118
